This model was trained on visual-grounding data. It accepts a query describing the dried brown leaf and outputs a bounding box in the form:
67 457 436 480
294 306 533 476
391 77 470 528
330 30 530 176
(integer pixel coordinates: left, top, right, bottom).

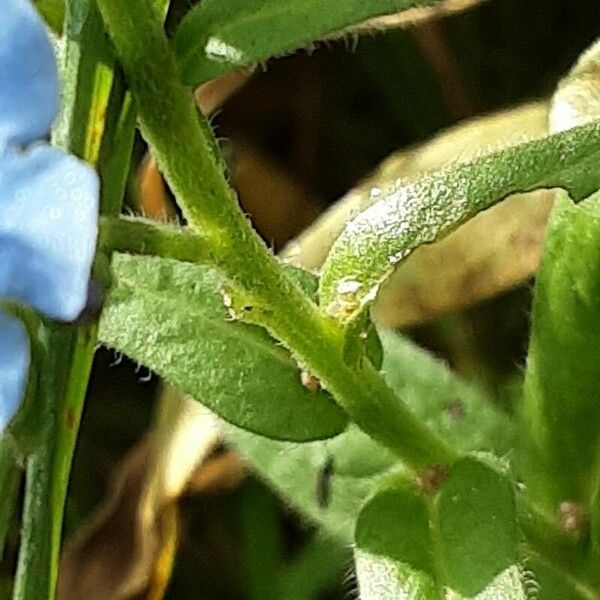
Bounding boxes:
550 36 600 133
58 392 221 600
353 0 489 33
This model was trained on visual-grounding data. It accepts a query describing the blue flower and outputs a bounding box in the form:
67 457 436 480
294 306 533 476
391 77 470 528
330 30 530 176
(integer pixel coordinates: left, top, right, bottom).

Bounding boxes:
0 0 99 430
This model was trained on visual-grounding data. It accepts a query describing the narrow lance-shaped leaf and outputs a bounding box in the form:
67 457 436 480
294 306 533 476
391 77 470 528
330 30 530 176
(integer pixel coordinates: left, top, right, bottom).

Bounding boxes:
521 190 600 509
174 0 460 86
318 120 600 324
283 102 552 328
99 253 348 442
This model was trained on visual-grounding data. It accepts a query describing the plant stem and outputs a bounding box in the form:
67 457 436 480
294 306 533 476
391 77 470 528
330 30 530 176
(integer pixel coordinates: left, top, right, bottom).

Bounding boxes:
14 3 135 598
96 0 456 470
0 438 20 561
519 496 600 596
13 330 70 600
98 216 212 264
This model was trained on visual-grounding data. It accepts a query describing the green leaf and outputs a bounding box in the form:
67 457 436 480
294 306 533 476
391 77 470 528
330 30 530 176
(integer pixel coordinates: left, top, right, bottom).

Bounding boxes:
353 457 523 599
274 535 348 600
354 549 438 600
379 329 515 455
463 567 530 600
528 557 594 600
318 120 600 324
521 190 600 508
35 0 65 32
99 254 348 442
356 482 433 576
354 482 437 599
432 456 518 596
174 0 447 86
222 331 513 542
223 423 397 542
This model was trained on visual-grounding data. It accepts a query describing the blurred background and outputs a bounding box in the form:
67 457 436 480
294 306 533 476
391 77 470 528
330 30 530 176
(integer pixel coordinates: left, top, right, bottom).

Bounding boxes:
25 1 600 598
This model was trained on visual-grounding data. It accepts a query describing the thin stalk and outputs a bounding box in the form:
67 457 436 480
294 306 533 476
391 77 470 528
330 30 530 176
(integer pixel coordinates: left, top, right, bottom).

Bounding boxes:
96 0 456 470
14 1 136 598
0 438 20 561
518 496 600 595
13 330 71 600
98 216 212 264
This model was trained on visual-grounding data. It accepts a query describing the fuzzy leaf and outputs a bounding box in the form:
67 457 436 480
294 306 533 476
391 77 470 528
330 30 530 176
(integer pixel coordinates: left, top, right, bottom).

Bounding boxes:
379 329 514 455
432 456 518 596
174 0 453 86
318 120 600 324
521 190 600 508
223 331 513 542
354 483 437 599
354 457 523 599
99 253 348 442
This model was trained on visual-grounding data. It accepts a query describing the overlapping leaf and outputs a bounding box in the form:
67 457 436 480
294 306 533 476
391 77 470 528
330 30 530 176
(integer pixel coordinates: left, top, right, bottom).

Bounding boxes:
174 0 458 86
354 456 525 599
318 120 600 324
283 102 552 327
223 331 513 542
521 190 600 508
99 253 348 442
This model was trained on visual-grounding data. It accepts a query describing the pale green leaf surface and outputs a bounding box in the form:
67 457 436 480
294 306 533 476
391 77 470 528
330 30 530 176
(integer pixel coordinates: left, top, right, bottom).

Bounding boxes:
99 253 348 441
174 0 450 86
319 121 600 323
354 549 438 600
521 190 600 508
379 329 514 455
223 423 394 542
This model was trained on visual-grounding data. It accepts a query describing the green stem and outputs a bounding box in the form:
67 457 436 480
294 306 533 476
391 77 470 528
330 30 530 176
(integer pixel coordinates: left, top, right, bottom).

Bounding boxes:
98 73 137 217
12 326 96 600
14 2 136 598
13 330 70 600
15 446 53 600
518 496 600 595
96 0 456 470
0 438 20 561
98 216 212 263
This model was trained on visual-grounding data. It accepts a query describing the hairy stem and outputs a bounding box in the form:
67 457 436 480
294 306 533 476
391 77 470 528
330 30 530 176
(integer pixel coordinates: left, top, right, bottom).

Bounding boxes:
98 216 212 264
96 0 456 470
14 3 134 598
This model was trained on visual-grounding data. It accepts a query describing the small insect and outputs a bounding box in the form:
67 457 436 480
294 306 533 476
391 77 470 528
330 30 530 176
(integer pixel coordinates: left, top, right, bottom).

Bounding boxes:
315 456 335 509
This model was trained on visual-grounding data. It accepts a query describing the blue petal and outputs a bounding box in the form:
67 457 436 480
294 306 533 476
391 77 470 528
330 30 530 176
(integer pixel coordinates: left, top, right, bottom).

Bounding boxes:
0 145 99 321
0 311 29 431
0 0 59 150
